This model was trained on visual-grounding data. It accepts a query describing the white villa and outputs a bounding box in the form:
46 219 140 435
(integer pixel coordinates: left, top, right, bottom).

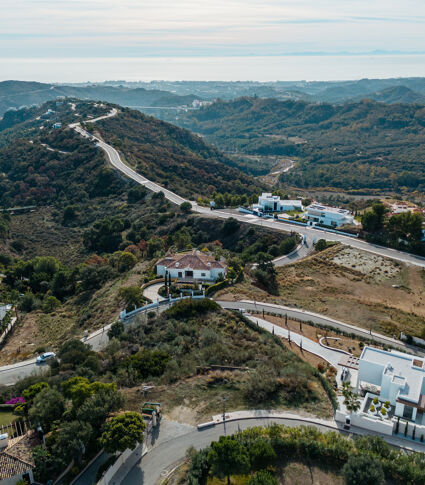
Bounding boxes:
356 346 425 423
306 203 354 228
253 193 303 213
156 251 227 282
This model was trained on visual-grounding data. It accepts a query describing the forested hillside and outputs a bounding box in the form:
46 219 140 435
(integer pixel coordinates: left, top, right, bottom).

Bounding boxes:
93 107 263 199
178 97 425 193
0 80 197 116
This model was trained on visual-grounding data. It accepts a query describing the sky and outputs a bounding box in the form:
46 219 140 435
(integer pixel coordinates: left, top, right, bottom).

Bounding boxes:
1 0 425 81
2 0 425 58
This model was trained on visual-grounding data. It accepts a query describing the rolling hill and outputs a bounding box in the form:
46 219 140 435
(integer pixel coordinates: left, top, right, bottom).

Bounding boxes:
176 97 425 193
0 80 198 117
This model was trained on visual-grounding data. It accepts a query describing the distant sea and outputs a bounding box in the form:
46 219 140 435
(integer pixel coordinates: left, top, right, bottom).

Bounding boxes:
2 54 425 83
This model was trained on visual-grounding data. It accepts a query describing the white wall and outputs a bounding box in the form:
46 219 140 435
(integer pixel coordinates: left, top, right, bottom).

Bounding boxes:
335 410 393 436
156 265 225 281
357 360 385 389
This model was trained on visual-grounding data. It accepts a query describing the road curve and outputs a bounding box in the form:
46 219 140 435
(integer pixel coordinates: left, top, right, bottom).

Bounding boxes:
71 110 425 269
122 417 337 485
217 300 424 356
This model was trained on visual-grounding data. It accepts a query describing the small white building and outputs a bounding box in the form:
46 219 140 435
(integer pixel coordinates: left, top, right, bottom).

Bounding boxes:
357 347 425 423
253 193 303 213
306 203 354 227
156 251 227 282
52 122 62 129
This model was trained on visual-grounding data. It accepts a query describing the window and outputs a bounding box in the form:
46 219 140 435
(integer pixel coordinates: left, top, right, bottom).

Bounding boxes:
201 273 206 277
403 405 414 420
178 272 182 278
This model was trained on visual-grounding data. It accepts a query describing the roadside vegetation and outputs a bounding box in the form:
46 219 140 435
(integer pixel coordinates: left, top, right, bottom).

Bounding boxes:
111 300 334 421
93 107 264 201
0 339 145 483
185 425 425 485
0 301 336 482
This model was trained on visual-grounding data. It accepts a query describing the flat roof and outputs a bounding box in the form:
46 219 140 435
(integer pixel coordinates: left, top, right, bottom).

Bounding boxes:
307 204 351 215
360 346 425 404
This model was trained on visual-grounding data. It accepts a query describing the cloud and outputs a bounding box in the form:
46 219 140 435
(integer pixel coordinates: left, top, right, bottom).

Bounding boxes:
1 0 425 57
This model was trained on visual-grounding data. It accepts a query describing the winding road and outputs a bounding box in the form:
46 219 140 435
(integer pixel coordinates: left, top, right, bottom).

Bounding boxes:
72 109 425 269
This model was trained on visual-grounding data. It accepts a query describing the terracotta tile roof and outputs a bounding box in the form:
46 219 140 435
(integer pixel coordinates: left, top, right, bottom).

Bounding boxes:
0 432 37 479
0 453 33 480
157 252 226 271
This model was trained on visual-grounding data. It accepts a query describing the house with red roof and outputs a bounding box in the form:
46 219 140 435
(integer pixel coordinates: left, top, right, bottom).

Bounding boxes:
156 251 227 282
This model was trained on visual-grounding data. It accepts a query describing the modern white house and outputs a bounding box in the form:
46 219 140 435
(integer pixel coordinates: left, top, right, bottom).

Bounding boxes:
305 203 354 227
253 193 303 213
356 346 425 424
156 251 227 282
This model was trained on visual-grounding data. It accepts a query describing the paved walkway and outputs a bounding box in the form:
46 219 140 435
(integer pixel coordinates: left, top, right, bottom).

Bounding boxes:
142 283 165 302
218 300 425 356
245 314 343 366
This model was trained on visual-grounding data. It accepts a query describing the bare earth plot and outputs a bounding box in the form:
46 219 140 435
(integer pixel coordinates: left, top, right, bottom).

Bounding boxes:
217 245 425 338
122 370 333 427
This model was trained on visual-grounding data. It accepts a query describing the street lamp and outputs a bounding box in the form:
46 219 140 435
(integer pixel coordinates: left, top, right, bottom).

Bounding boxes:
222 396 227 433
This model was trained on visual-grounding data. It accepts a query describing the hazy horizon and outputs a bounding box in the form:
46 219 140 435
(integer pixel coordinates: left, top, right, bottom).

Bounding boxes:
2 54 425 84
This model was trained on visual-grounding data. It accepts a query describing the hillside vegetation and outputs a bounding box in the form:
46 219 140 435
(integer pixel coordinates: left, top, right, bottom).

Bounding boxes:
178 97 425 193
0 80 197 116
92 107 263 199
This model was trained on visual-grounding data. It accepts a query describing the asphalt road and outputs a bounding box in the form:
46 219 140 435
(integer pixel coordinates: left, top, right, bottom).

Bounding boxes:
0 358 44 386
70 111 425 269
123 417 337 485
217 300 425 356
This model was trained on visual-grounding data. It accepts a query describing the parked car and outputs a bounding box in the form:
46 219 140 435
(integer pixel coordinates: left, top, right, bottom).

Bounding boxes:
36 352 55 364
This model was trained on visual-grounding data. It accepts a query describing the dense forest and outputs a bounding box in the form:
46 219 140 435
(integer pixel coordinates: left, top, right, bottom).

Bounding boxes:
93 107 263 199
178 97 425 193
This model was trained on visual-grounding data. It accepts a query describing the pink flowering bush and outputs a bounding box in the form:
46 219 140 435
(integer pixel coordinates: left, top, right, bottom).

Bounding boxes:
5 397 25 405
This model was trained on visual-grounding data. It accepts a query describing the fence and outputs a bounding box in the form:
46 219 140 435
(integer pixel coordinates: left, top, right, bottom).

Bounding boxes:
0 308 16 347
120 292 206 321
0 418 32 439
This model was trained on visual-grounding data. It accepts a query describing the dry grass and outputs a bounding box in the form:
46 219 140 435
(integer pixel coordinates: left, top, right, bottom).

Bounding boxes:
277 461 343 485
217 245 425 338
5 207 85 265
253 314 364 357
121 369 333 426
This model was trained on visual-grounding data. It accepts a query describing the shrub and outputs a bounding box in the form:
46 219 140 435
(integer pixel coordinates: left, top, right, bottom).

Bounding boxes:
373 397 379 405
180 201 192 213
108 321 124 339
369 405 375 412
129 349 171 378
342 454 385 485
165 298 219 319
314 239 328 252
248 471 279 485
